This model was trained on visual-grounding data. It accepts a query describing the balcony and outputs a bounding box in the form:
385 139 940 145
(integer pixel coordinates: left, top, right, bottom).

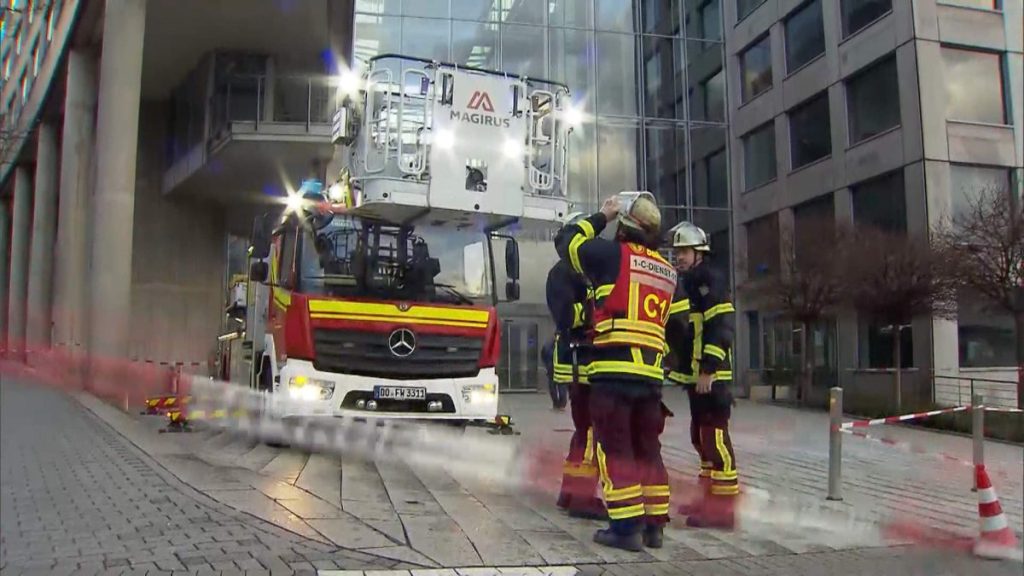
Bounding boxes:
162 73 336 202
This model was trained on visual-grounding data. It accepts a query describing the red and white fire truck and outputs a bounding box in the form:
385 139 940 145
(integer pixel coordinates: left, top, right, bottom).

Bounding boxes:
230 54 577 424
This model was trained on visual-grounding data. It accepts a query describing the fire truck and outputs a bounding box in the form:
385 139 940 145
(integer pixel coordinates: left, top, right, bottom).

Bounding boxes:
229 55 576 425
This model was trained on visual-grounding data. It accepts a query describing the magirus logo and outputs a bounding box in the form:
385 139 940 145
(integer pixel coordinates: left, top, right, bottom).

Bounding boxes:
451 90 511 128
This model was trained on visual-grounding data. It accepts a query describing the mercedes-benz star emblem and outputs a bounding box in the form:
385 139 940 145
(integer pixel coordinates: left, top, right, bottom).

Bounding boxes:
388 329 416 358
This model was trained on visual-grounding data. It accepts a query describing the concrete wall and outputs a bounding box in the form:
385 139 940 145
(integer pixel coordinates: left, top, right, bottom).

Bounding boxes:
130 102 227 368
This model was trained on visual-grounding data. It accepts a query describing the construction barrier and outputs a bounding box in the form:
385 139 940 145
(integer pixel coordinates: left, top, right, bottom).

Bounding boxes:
834 405 971 430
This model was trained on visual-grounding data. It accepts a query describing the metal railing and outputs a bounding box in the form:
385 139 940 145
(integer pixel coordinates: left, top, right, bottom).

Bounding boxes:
209 73 334 138
932 372 1019 409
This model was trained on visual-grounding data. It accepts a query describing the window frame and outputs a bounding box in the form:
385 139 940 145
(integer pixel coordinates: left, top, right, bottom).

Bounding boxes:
940 46 1008 126
783 0 826 75
840 0 894 39
737 0 769 23
739 33 773 104
788 91 832 171
742 121 777 191
845 54 901 146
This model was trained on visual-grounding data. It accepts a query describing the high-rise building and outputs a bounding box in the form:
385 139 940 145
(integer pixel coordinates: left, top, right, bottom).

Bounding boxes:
725 0 1023 407
0 1 733 389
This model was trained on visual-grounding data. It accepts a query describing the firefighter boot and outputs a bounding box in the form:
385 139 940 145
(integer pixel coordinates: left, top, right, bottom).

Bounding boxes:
643 524 664 549
677 476 711 516
684 495 736 530
593 526 643 552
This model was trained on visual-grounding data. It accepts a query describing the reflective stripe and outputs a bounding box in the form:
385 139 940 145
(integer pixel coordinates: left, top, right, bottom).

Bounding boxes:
568 234 587 275
710 484 740 496
714 429 733 473
713 370 733 382
572 302 585 328
642 485 671 498
605 485 644 502
595 284 614 299
978 487 998 504
667 371 696 385
563 463 599 478
644 503 671 516
593 331 666 351
589 360 665 380
595 318 665 339
669 298 690 315
704 302 735 321
608 503 646 520
710 470 738 481
981 513 1009 533
583 427 596 465
577 219 596 240
704 344 727 361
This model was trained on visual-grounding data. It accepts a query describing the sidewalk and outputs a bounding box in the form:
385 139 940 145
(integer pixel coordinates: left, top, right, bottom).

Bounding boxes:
3 375 1022 575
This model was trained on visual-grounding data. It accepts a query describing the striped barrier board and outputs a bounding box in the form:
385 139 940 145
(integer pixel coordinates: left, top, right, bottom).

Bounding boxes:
835 405 971 431
142 394 191 415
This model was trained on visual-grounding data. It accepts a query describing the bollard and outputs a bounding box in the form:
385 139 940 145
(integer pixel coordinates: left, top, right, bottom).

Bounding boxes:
972 393 984 491
827 386 843 501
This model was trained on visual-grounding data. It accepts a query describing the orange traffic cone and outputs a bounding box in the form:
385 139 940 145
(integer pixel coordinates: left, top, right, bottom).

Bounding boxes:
973 465 1023 562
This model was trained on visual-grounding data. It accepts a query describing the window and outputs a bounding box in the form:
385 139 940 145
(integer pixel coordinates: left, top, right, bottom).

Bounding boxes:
502 23 546 79
789 92 831 169
737 0 766 21
700 1 722 42
793 194 834 266
785 0 825 72
701 69 725 123
644 124 687 207
597 33 639 115
642 35 684 119
452 20 498 68
860 322 913 368
950 165 1011 221
277 230 297 288
596 0 635 32
598 122 641 193
402 0 448 18
402 17 450 62
846 56 900 144
740 35 772 103
841 0 892 38
548 0 594 28
743 122 776 190
641 0 680 35
958 296 1016 368
942 48 1006 125
852 171 907 233
701 148 728 208
745 214 780 277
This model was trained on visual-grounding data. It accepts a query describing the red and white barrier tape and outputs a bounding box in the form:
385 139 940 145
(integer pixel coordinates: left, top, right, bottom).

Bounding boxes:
984 406 1024 414
836 405 971 430
839 427 978 469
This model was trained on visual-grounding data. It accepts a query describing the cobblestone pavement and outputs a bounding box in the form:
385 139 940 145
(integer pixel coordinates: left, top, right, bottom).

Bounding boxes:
3 375 1022 575
0 378 409 575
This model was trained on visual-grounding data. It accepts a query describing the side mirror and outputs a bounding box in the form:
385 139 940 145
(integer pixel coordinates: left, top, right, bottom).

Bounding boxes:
249 261 269 283
250 214 272 260
505 238 520 281
505 280 520 302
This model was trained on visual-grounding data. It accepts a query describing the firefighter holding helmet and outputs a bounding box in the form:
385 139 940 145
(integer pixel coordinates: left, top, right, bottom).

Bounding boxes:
547 212 605 520
666 221 738 529
556 193 677 551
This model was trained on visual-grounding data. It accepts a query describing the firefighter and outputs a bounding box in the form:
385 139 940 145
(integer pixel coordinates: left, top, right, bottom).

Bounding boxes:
668 221 738 529
548 212 604 519
556 193 676 551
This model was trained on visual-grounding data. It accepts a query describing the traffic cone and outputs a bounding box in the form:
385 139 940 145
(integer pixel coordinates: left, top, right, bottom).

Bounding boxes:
973 465 1023 562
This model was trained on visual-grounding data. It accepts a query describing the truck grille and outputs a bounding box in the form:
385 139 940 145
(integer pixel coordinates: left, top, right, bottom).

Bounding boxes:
312 329 482 380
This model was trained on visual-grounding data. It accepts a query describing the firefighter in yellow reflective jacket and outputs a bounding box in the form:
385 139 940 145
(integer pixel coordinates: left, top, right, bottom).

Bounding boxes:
548 212 605 520
667 222 738 529
556 193 676 552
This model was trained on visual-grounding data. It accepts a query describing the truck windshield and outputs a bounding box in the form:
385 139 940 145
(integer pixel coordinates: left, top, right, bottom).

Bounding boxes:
299 216 492 306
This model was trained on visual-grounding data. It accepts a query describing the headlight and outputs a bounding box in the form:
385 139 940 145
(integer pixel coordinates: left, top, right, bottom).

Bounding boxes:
461 384 497 404
288 376 335 401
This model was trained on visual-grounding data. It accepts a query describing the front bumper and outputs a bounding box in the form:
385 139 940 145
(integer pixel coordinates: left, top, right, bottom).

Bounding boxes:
271 360 500 421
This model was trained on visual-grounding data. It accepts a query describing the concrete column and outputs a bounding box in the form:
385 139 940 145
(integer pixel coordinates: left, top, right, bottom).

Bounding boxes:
0 202 9 351
26 121 59 353
8 167 32 359
54 49 98 352
88 0 146 360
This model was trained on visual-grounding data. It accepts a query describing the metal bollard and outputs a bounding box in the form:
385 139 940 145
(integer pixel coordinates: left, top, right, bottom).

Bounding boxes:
827 387 843 501
972 393 984 491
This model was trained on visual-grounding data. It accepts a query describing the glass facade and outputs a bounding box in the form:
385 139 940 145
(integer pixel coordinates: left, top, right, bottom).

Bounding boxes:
351 0 731 247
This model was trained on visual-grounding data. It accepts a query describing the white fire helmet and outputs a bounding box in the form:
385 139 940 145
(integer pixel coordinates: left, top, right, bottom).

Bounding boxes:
670 221 711 252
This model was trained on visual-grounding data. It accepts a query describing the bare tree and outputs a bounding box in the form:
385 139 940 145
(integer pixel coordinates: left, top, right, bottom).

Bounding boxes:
935 187 1024 408
840 227 959 411
742 217 846 404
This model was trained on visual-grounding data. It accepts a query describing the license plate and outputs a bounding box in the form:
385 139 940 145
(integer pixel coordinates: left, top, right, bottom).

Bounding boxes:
374 386 427 401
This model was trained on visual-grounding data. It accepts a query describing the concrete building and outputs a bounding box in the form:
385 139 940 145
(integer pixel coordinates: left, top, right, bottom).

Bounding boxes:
724 0 1023 408
0 1 733 389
